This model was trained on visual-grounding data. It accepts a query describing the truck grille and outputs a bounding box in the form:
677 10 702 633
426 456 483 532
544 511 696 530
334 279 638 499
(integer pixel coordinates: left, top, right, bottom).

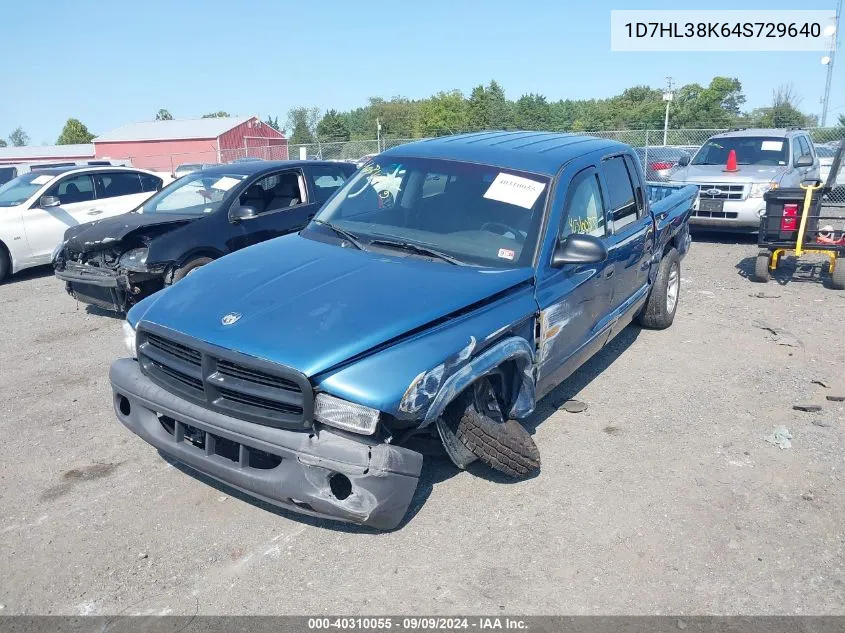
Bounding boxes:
697 183 746 200
137 325 313 429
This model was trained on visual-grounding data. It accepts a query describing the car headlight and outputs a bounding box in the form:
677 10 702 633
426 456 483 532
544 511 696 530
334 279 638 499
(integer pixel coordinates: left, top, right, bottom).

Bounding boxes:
313 393 379 435
749 182 778 198
119 248 149 272
122 321 137 358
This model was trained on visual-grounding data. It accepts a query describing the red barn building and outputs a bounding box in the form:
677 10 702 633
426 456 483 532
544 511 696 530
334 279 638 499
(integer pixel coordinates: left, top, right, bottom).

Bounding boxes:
93 116 287 172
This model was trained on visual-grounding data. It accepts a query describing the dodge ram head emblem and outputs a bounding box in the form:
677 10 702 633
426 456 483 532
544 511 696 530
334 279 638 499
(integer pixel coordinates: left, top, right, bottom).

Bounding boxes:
704 188 723 197
221 312 242 326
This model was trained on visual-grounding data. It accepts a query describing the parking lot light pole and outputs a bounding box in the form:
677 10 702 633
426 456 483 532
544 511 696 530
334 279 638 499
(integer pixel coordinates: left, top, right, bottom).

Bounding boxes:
662 77 674 146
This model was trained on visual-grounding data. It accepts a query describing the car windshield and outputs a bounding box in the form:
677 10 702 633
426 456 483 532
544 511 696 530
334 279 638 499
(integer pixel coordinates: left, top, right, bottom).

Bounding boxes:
0 172 54 207
310 156 550 268
139 172 246 215
692 136 790 166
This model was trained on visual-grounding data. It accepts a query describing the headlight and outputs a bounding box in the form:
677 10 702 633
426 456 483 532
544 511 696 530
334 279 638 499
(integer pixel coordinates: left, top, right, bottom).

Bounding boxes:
749 182 778 198
119 248 149 272
122 321 137 358
313 393 379 435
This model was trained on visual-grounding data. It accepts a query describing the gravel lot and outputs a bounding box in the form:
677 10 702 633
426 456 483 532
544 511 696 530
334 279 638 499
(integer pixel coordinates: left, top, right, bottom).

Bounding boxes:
1 235 844 616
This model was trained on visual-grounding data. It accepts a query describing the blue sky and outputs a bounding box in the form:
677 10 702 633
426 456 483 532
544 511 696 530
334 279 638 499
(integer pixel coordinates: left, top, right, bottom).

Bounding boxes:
1 0 842 144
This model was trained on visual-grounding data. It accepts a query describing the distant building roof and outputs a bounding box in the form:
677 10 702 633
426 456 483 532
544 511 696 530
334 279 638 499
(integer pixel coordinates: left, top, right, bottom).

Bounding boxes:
94 117 255 142
0 144 95 161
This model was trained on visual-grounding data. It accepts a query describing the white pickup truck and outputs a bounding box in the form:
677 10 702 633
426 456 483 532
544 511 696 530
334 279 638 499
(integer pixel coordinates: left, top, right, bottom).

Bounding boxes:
0 166 163 281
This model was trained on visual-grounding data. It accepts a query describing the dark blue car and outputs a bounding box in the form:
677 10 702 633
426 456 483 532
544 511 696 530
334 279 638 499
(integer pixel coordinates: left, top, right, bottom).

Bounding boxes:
109 132 697 529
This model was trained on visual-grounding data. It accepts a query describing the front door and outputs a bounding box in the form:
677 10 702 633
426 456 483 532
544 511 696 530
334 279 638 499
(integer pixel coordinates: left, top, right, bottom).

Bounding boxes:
23 173 97 260
535 165 615 394
229 169 319 251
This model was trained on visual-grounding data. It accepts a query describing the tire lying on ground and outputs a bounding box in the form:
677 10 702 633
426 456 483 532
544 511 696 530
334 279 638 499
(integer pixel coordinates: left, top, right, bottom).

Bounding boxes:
441 377 540 478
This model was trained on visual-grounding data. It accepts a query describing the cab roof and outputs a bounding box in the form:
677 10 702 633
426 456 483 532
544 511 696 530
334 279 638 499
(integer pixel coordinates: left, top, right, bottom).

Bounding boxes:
28 165 152 176
381 131 628 177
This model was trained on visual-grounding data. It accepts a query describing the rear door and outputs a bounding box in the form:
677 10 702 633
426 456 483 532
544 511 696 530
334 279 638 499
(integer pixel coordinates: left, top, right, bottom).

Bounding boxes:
228 168 320 251
92 171 159 219
23 173 97 259
599 153 654 320
535 165 615 391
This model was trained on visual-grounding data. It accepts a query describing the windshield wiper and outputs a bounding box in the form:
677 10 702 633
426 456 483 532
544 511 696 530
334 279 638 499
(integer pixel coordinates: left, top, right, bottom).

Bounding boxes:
313 219 364 250
368 237 465 266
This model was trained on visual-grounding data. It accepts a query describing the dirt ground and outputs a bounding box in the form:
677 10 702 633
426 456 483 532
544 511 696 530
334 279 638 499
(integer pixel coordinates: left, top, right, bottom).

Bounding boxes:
1 234 843 616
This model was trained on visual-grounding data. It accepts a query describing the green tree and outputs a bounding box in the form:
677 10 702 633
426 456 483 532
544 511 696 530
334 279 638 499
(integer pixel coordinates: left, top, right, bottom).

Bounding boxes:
673 77 745 128
265 115 280 131
201 111 230 118
0 138 6 148
418 90 469 136
512 94 551 129
467 80 512 130
8 126 29 147
286 106 320 144
762 85 807 127
155 109 173 121
836 113 845 128
316 109 350 141
56 118 94 145
367 97 420 138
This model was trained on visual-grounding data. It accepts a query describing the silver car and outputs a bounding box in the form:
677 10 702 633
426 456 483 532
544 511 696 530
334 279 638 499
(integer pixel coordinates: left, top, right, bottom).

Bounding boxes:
669 128 820 230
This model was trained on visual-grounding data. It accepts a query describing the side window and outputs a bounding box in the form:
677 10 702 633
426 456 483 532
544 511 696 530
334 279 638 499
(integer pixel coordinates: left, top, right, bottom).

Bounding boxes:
560 169 606 239
623 154 644 214
96 172 143 199
798 136 813 158
307 165 351 204
140 174 163 192
791 138 803 165
601 156 637 231
240 170 303 214
48 174 95 204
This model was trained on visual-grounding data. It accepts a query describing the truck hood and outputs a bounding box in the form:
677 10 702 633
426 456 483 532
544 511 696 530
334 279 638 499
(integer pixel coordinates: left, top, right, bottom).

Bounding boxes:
135 234 535 377
672 164 788 184
63 212 199 253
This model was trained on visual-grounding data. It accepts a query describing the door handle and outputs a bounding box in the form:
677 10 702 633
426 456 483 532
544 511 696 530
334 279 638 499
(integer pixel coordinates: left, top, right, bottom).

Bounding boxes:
605 265 616 279
87 209 104 216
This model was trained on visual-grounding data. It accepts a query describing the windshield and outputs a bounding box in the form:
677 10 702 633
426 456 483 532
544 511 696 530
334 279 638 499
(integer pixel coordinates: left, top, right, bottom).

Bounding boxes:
0 172 54 207
692 136 789 166
139 172 246 215
310 156 550 268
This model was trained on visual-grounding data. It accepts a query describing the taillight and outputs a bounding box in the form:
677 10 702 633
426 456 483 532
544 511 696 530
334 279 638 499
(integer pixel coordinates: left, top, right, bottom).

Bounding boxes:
649 161 674 170
780 203 798 231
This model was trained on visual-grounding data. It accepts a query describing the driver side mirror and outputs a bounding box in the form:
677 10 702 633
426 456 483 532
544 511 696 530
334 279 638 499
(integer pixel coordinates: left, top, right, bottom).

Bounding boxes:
678 155 690 167
795 154 813 168
230 205 257 223
39 195 61 208
552 234 608 268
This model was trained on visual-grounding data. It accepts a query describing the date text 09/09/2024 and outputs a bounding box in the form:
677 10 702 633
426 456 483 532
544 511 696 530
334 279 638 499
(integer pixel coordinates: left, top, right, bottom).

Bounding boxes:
307 617 529 630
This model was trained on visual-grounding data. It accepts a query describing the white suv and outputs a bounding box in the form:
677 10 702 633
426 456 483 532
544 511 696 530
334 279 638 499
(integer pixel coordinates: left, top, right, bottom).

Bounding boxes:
0 166 163 281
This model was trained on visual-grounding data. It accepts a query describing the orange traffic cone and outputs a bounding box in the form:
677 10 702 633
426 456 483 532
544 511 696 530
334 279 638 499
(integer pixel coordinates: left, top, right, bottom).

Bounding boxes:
723 149 739 172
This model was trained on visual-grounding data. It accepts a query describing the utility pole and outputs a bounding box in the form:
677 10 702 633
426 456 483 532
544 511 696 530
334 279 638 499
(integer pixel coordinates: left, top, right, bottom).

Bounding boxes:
820 0 842 127
662 77 675 146
376 118 382 153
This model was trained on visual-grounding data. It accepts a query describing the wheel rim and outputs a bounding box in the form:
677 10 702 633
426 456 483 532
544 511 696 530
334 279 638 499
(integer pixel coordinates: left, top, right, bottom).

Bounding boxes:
666 264 680 313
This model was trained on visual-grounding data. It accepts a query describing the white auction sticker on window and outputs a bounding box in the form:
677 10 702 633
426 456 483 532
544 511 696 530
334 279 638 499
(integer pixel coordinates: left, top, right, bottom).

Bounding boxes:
761 140 783 152
31 174 54 185
213 176 241 191
497 248 515 260
483 173 546 209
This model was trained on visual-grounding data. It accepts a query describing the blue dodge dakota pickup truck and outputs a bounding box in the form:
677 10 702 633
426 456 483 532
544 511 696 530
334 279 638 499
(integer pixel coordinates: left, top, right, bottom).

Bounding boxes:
110 132 696 529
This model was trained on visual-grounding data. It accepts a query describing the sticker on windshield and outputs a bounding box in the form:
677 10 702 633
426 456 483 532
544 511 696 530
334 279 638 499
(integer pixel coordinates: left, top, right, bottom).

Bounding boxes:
761 140 783 152
484 173 546 209
497 248 515 260
213 176 241 191
31 175 54 185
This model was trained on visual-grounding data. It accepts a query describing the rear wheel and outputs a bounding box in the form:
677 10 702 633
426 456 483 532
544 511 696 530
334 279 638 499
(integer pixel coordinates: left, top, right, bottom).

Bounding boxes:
753 252 771 283
168 256 213 284
637 248 680 330
441 377 540 478
831 257 845 290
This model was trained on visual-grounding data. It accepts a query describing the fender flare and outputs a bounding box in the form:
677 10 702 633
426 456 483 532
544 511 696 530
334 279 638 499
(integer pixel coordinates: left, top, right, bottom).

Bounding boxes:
421 337 536 428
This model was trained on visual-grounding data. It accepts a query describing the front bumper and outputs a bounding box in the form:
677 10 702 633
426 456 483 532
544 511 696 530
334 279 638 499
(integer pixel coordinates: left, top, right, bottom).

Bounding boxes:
689 197 765 230
110 359 423 530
